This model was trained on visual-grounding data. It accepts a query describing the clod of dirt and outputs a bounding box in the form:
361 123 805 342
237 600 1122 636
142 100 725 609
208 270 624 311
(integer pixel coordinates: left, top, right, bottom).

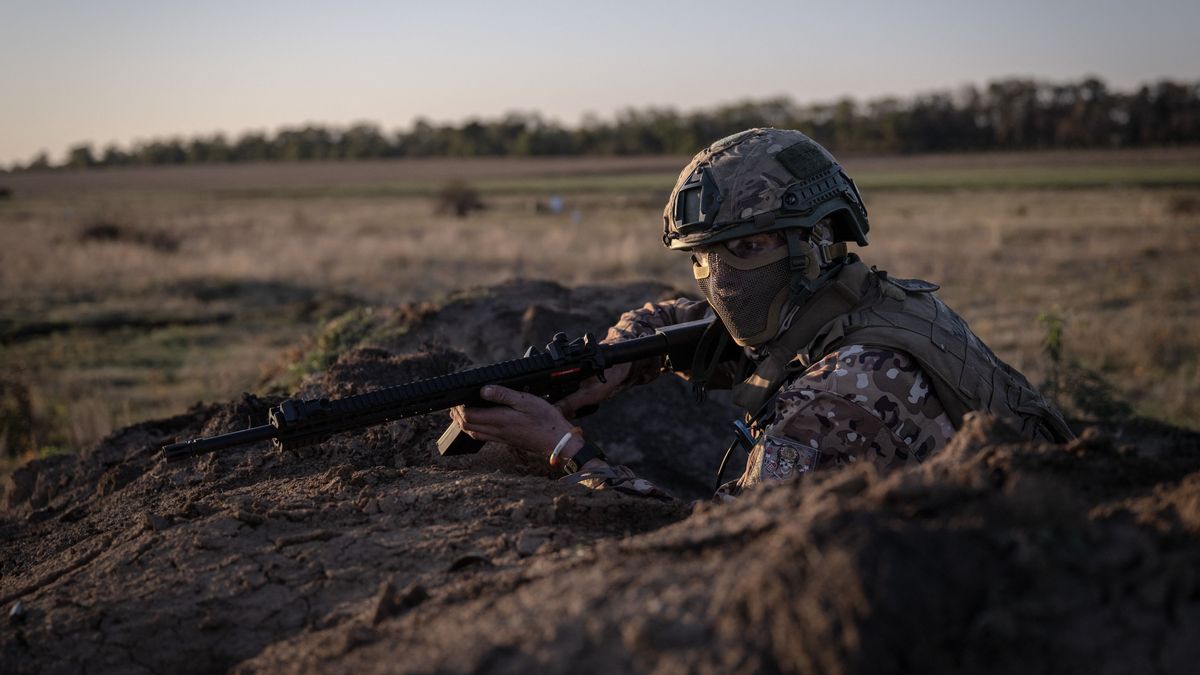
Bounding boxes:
433 180 485 217
1167 194 1200 216
77 220 180 252
368 581 427 625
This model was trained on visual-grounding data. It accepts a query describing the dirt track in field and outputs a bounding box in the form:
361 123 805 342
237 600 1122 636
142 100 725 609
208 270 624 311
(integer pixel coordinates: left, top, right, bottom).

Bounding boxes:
3 281 1199 674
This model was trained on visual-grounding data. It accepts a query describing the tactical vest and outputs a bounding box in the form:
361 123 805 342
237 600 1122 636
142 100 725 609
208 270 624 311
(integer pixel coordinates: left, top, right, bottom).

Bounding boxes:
730 258 1074 443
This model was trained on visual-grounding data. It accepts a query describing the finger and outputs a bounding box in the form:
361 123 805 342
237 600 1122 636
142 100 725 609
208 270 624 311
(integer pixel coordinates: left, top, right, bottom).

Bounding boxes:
457 415 498 431
461 427 502 443
452 405 495 429
479 384 515 405
460 406 523 428
556 392 589 417
480 385 539 411
457 416 505 435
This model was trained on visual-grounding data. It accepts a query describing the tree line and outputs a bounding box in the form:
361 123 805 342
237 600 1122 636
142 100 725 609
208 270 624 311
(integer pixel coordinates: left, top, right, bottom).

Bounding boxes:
13 76 1200 171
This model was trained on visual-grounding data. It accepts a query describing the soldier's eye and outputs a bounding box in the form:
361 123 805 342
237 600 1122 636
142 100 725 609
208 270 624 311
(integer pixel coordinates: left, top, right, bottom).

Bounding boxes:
727 240 761 257
726 233 784 258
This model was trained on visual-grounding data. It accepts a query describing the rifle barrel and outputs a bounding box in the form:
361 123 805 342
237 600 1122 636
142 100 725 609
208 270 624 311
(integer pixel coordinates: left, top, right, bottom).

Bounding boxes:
162 424 277 461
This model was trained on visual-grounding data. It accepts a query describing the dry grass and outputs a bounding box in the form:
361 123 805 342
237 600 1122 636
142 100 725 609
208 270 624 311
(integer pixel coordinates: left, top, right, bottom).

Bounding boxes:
1 158 1198 465
0 194 674 305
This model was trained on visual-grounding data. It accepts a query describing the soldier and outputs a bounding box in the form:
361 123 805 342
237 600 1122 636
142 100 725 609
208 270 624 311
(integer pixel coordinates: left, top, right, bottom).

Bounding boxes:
450 128 1072 499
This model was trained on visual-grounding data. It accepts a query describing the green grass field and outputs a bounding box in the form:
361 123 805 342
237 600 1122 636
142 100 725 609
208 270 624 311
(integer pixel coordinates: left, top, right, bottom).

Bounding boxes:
128 161 1200 200
198 163 1200 200
6 148 1200 200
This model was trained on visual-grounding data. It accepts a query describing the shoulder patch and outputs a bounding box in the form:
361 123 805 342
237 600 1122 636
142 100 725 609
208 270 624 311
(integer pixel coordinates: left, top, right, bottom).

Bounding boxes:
762 434 821 480
886 277 940 294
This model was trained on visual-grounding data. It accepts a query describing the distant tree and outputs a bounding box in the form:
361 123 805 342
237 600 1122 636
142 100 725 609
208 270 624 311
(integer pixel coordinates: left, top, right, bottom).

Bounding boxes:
20 76 1200 170
66 144 97 168
101 145 130 166
136 139 187 165
232 132 272 161
184 134 231 163
338 123 389 159
25 152 51 171
397 118 452 157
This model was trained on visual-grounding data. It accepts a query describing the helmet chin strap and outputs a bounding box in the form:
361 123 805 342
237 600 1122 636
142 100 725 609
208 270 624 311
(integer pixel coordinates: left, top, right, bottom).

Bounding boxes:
784 227 849 314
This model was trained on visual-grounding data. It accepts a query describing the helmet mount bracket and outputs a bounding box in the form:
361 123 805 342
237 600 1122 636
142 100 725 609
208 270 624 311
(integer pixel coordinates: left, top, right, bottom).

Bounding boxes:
673 166 723 231
784 228 816 306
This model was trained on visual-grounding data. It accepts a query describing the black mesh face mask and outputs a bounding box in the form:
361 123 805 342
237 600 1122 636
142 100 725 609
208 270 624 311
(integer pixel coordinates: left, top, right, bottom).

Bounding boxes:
692 244 792 346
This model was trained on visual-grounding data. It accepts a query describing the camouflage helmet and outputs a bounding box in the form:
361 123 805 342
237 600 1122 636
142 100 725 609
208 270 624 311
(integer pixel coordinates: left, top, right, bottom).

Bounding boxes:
662 128 870 250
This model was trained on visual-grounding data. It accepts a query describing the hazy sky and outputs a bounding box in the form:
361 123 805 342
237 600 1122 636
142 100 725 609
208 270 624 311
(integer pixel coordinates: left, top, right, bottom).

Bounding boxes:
2 0 1197 165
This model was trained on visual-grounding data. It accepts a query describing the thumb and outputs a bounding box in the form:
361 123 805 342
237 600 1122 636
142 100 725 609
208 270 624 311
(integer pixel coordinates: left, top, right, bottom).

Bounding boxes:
480 385 518 406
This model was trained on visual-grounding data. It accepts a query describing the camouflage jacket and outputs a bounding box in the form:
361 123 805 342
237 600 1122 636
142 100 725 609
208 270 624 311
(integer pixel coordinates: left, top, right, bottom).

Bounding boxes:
590 297 956 499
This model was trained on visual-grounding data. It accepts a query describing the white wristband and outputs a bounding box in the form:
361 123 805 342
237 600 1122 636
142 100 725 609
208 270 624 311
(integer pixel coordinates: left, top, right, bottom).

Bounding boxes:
549 431 575 467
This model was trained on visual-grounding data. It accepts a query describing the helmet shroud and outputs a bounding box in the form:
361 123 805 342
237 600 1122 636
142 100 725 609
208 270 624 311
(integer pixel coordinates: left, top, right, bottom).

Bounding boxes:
663 128 869 251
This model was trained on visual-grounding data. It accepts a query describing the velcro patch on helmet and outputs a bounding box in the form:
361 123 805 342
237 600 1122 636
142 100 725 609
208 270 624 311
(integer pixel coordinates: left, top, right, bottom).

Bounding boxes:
776 142 832 180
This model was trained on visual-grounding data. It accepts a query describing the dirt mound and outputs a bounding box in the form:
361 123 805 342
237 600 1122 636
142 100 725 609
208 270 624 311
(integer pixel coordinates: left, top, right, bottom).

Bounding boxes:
77 220 180 253
3 281 1199 674
237 415 1200 675
275 278 746 499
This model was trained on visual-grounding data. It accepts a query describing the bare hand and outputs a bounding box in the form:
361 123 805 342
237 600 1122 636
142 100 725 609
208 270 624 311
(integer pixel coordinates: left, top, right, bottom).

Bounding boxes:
556 362 631 418
449 385 579 459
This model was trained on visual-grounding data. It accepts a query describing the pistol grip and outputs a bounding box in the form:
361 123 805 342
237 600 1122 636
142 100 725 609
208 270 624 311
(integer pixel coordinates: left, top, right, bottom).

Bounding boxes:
437 421 486 456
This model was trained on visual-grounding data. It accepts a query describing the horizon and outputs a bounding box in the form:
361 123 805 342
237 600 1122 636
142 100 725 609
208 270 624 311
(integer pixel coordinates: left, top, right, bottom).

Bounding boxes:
9 73 1196 166
2 0 1198 165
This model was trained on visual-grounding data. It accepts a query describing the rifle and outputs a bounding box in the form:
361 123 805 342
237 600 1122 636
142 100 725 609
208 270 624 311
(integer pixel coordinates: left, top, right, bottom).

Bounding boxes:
161 317 731 462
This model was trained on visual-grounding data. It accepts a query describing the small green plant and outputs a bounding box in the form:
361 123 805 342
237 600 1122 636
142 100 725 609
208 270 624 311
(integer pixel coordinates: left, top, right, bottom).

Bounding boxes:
1036 311 1066 406
0 379 40 458
1036 311 1132 422
287 307 377 381
38 444 69 458
274 305 427 391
